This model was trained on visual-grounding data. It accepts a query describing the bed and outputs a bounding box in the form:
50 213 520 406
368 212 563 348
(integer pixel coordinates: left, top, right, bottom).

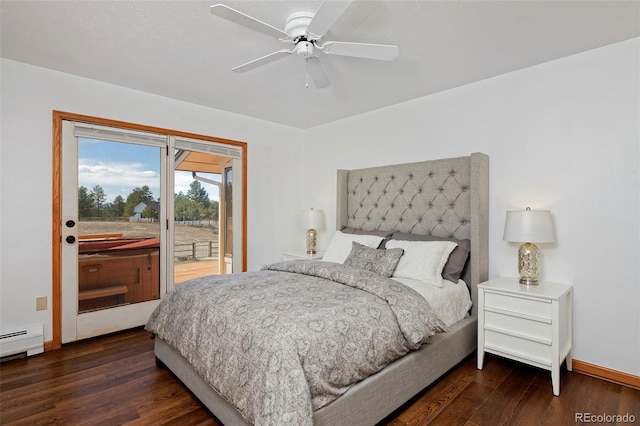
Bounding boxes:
147 152 489 425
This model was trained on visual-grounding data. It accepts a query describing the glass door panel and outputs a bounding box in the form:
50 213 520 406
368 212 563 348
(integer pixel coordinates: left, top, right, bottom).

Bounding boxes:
174 150 230 283
76 139 161 313
224 166 233 273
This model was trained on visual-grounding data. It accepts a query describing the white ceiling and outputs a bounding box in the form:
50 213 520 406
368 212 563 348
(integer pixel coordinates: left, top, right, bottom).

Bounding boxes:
2 1 639 129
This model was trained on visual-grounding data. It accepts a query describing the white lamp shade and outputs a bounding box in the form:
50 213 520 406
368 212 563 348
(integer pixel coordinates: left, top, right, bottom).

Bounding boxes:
503 209 555 243
300 208 325 230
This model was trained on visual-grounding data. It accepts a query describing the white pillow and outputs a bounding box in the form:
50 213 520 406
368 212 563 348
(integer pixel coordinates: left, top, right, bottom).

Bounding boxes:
386 240 458 287
321 231 385 264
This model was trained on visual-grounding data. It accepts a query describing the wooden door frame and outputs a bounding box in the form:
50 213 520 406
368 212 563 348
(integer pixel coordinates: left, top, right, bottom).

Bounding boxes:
51 110 247 349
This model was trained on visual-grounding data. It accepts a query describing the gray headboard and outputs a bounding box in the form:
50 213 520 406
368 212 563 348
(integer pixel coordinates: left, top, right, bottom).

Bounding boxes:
336 153 489 315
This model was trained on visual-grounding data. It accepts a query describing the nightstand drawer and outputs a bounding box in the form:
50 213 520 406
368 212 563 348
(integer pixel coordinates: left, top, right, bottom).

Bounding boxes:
484 291 551 319
484 311 552 343
485 329 551 366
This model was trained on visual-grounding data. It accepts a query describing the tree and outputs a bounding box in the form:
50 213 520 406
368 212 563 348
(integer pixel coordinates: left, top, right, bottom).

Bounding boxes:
124 185 154 217
78 186 93 218
187 180 210 208
112 195 126 217
174 191 190 221
105 195 125 218
208 200 219 220
142 204 158 220
90 185 107 216
187 201 205 222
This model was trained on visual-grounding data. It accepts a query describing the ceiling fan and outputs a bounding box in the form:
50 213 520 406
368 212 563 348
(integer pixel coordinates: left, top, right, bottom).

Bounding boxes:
210 1 399 89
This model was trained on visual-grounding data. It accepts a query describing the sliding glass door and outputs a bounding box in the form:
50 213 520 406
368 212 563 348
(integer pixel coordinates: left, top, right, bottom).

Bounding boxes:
58 119 245 343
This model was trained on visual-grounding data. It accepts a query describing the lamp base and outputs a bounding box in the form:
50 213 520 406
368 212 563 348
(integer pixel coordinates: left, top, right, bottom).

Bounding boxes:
519 277 539 286
306 228 317 255
518 242 540 286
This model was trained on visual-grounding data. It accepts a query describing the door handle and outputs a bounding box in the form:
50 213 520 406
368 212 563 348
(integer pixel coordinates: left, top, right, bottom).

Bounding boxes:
66 235 76 244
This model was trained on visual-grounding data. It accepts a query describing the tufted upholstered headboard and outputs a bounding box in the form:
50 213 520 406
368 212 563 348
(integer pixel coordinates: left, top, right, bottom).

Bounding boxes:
336 153 489 315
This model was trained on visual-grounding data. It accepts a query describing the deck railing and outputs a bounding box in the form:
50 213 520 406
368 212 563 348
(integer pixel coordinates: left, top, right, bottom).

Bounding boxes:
174 241 219 261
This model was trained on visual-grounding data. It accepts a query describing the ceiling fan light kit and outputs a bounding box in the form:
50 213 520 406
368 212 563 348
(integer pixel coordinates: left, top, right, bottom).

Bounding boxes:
210 1 399 89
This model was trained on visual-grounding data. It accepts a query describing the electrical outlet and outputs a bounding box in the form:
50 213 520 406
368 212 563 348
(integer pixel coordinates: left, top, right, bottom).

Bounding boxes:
36 296 47 311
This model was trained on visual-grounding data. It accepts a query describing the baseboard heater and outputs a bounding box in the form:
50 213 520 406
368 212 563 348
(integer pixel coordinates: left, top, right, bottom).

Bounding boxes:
0 323 44 359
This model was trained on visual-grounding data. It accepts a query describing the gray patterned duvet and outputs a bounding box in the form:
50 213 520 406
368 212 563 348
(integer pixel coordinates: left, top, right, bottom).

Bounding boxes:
146 260 446 425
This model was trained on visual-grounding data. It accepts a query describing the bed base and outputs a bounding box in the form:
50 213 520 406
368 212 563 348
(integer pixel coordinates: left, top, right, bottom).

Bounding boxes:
155 315 476 426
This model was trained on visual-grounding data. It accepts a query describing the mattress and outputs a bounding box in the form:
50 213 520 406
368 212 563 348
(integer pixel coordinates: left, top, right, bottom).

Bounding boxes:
394 277 473 327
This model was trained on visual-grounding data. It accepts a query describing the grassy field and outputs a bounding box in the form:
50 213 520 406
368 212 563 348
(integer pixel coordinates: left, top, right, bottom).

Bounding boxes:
78 221 218 244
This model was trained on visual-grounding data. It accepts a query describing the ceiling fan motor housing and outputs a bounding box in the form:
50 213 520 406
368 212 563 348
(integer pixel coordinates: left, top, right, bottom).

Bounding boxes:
284 12 317 58
285 12 315 39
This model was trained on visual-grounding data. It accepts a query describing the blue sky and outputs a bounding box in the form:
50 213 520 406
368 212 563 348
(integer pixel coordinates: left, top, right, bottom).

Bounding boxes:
78 138 220 203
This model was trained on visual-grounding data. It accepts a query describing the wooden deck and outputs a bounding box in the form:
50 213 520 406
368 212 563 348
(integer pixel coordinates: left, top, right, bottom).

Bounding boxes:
174 260 219 284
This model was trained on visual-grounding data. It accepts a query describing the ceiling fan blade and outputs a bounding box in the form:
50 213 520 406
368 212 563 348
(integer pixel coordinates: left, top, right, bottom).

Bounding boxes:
232 49 294 73
210 4 290 40
319 41 399 61
306 0 353 38
306 56 331 89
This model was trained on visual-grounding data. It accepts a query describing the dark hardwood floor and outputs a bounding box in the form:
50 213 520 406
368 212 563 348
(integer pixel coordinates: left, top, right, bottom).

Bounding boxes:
1 328 638 425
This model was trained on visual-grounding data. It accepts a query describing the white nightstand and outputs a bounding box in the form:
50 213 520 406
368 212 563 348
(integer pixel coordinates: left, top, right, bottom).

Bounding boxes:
283 251 325 261
477 277 573 396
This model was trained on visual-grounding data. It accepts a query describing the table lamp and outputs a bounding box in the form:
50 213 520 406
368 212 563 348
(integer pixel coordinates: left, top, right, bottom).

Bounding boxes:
503 207 555 285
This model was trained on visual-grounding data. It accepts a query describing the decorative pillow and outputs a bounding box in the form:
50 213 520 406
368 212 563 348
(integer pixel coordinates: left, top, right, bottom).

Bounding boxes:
321 231 385 264
386 240 458 287
340 227 394 248
344 242 404 277
391 233 471 283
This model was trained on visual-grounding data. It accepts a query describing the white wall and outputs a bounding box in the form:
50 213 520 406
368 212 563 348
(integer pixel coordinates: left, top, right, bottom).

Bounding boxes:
0 59 305 341
2 37 639 377
304 39 640 376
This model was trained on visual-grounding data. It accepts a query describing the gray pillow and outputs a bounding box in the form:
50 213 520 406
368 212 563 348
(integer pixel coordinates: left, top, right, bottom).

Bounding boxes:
340 227 394 249
391 233 470 283
344 242 404 277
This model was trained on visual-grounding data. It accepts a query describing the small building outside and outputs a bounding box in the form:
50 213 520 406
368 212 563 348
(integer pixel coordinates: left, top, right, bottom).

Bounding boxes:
130 200 160 222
